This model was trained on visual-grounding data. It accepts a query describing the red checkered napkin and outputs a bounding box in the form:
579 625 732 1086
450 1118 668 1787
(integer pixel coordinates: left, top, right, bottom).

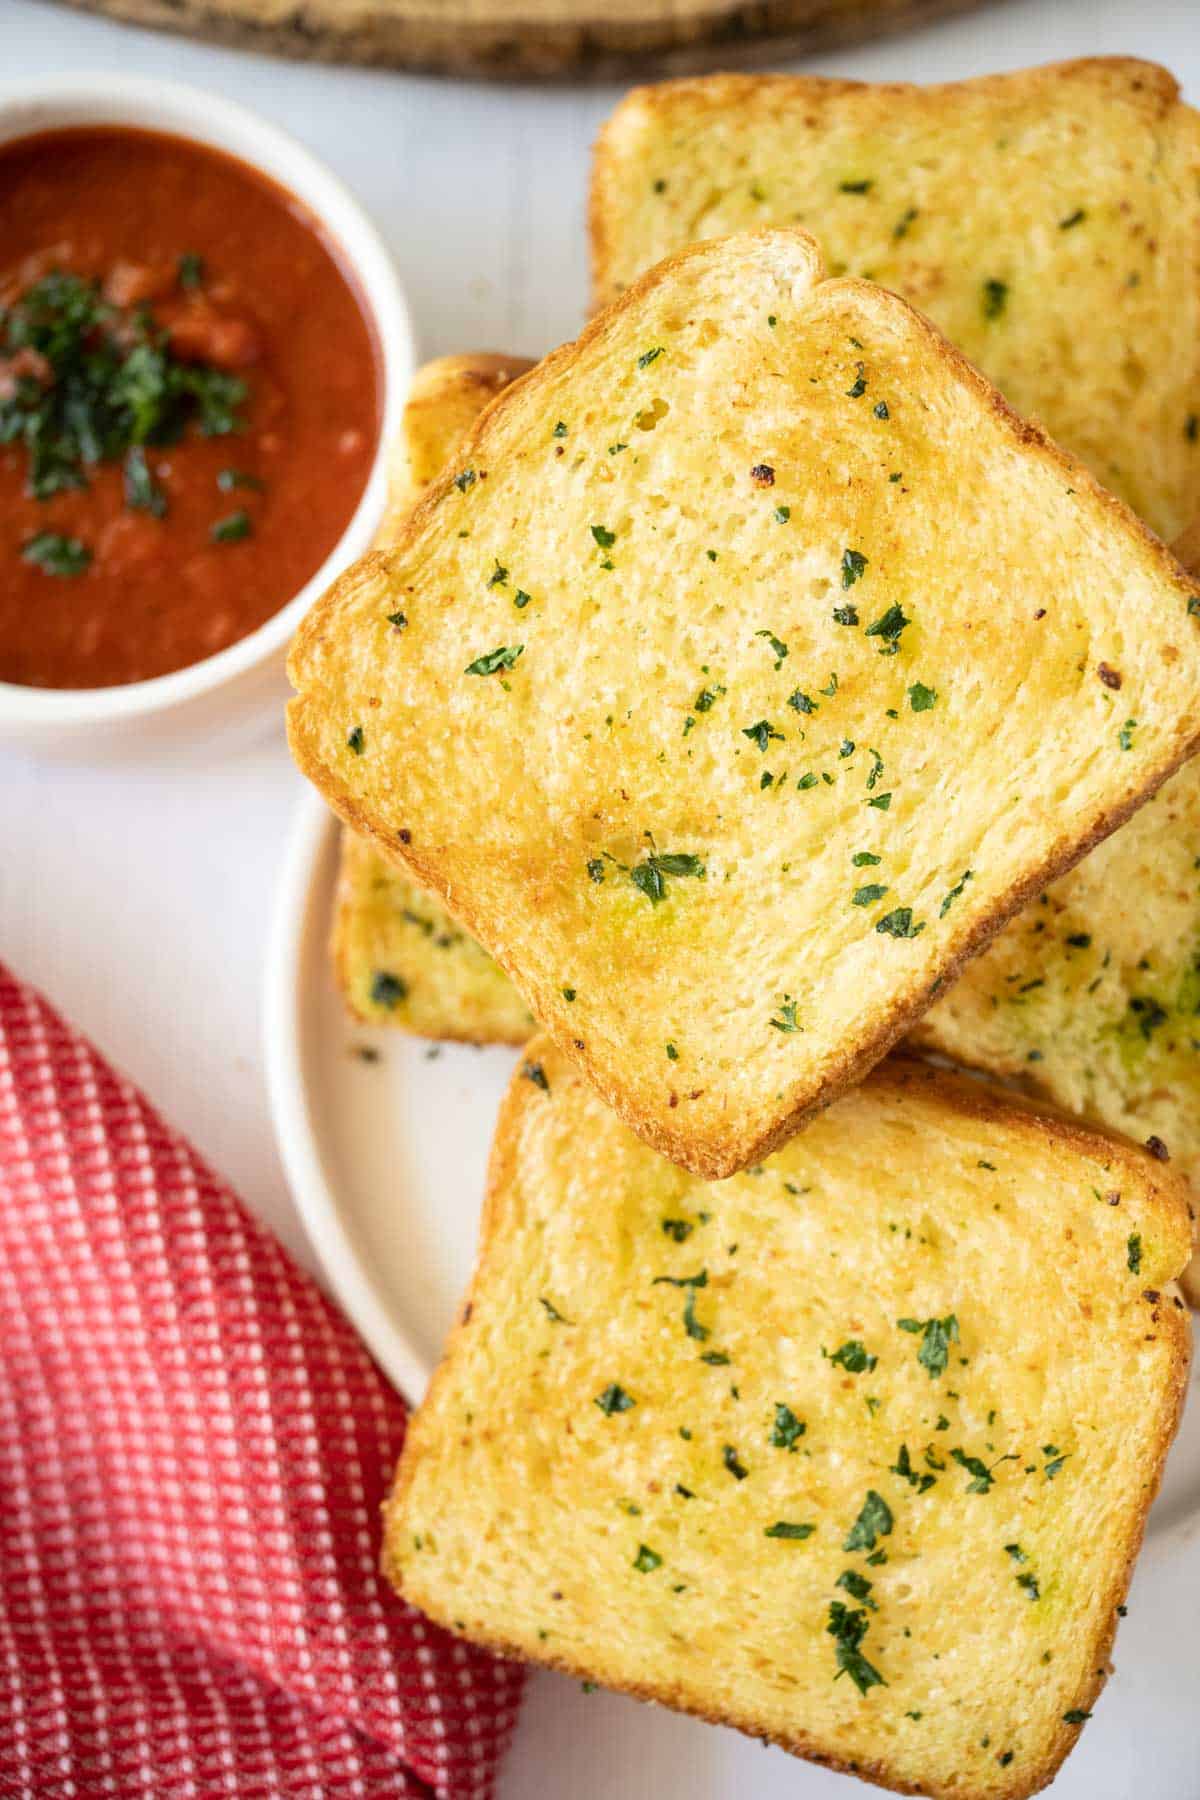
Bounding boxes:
0 961 523 1799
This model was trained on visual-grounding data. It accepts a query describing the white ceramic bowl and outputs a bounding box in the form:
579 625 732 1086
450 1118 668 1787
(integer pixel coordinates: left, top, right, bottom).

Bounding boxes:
0 73 415 754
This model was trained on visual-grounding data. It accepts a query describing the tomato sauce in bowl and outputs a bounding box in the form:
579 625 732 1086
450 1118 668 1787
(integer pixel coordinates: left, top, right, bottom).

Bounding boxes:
0 127 381 690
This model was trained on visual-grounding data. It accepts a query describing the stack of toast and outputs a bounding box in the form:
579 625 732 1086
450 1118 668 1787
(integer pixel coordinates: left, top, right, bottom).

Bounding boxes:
289 58 1200 1799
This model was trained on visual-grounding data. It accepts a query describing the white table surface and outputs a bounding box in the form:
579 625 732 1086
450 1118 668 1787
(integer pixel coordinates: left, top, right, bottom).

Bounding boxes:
3 1 1199 1794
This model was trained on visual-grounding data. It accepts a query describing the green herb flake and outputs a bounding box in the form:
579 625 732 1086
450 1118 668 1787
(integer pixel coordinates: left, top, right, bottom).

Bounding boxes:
852 884 889 907
521 1060 549 1092
217 467 263 493
1119 718 1137 751
539 1296 572 1325
756 629 788 663
1062 1710 1092 1725
864 603 910 650
20 532 91 577
487 559 508 588
465 644 523 676
513 589 532 610
1127 1233 1143 1274
828 1340 877 1373
346 726 365 756
742 719 785 751
636 347 664 369
833 603 860 626
723 1445 748 1481
771 1403 805 1451
1059 209 1086 230
868 792 892 812
452 468 477 492
836 1569 877 1608
661 1218 693 1242
370 971 405 1008
841 548 868 588
774 505 791 524
771 996 802 1034
983 278 1009 320
633 1544 662 1572
908 681 937 712
896 1313 958 1376
210 509 251 543
629 849 706 906
840 179 873 194
940 870 974 917
1016 1571 1041 1600
123 445 165 517
177 251 204 290
950 1447 1001 1494
844 1489 893 1553
591 524 616 550
765 1521 815 1540
876 907 924 938
595 1383 634 1415
846 364 868 399
552 421 568 439
827 1601 887 1694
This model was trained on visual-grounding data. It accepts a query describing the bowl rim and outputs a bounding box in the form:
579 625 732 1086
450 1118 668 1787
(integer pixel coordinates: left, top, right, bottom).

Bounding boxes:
0 70 415 727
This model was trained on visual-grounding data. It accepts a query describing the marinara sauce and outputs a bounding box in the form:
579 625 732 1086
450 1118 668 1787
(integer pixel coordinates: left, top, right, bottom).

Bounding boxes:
0 127 381 689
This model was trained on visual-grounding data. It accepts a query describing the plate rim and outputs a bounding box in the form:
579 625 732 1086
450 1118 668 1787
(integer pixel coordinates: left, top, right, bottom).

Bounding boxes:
263 786 434 1404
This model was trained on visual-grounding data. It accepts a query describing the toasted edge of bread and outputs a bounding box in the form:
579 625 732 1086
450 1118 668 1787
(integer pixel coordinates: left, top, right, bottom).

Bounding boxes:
385 1042 1192 1800
291 228 1200 1178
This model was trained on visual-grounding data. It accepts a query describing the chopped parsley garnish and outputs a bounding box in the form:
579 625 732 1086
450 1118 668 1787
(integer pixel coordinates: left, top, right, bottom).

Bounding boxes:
828 1340 877 1372
452 467 477 492
949 1447 1015 1494
521 1060 549 1091
591 524 616 550
774 505 791 523
1005 1543 1027 1563
844 1489 893 1553
629 849 706 906
587 858 605 883
841 548 868 588
552 421 568 439
1 271 247 503
840 179 873 194
346 725 365 755
876 907 924 938
1059 208 1086 229
1042 1444 1070 1479
765 1521 815 1540
787 689 817 716
652 1269 709 1340
742 719 784 752
940 870 973 917
853 883 887 907
1127 1233 1142 1274
633 1544 662 1572
1118 718 1137 751
464 644 523 676
486 559 508 588
756 629 788 662
771 996 802 1033
890 1444 935 1494
1016 1571 1040 1600
853 851 881 866
210 509 251 543
836 1569 877 1608
908 682 937 712
864 603 910 651
1062 1710 1091 1725
983 278 1009 319
833 604 859 626
20 532 91 577
839 738 855 758
897 1313 958 1376
694 685 724 712
595 1384 634 1415
867 793 892 812
797 773 819 790
636 347 664 369
846 364 868 399
539 1297 572 1324
665 1041 679 1061
123 444 165 516
177 251 204 289
661 1218 693 1242
827 1601 886 1694
771 1403 805 1450
370 971 405 1008
723 1445 748 1480
514 589 532 609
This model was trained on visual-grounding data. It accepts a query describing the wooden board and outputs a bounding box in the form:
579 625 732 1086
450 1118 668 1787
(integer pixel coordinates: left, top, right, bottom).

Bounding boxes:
52 0 989 78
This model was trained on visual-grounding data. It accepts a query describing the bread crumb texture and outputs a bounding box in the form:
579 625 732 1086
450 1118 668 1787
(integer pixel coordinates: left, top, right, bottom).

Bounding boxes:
385 1047 1192 1800
591 58 1200 541
290 230 1200 1177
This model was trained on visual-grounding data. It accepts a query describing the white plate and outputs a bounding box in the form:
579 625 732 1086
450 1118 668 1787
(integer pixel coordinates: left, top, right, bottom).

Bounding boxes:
265 787 1200 1543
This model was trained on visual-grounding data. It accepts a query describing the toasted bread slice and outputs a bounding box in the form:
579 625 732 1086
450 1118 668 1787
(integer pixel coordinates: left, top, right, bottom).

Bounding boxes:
385 1041 1192 1800
333 353 536 1042
590 57 1200 541
290 229 1200 1178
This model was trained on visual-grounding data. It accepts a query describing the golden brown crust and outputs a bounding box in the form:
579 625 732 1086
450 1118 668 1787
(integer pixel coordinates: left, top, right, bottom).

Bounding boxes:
385 1044 1192 1800
291 228 1200 1178
588 57 1183 309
